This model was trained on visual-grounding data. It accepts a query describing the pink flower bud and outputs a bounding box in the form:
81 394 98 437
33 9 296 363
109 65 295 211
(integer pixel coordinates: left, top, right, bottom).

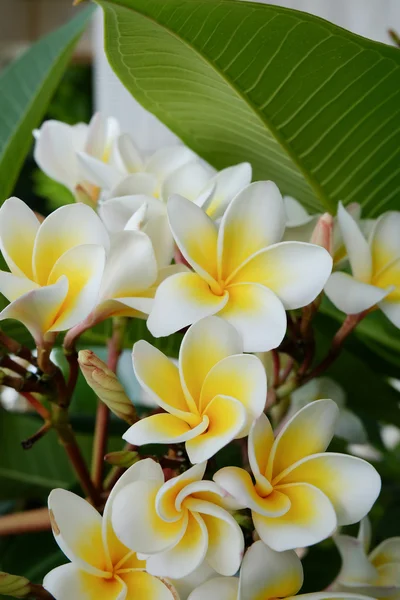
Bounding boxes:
311 213 334 255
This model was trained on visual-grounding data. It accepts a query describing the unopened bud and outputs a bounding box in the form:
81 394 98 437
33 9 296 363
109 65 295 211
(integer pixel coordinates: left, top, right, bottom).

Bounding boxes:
78 350 137 425
311 213 334 255
105 450 139 468
0 572 30 598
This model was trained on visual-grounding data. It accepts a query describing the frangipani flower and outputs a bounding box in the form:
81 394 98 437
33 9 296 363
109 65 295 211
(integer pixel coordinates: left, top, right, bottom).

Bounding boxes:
124 316 267 463
325 204 400 327
288 377 367 444
214 400 381 551
44 460 178 600
148 182 333 351
333 518 400 597
34 113 120 204
188 540 373 600
0 197 108 344
79 131 196 197
283 196 320 243
111 460 244 579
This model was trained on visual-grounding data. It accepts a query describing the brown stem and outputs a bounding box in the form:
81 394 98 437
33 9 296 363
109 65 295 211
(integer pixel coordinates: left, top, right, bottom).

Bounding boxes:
30 584 55 599
301 311 369 385
22 422 51 450
0 373 45 394
279 357 294 386
0 508 50 536
271 350 280 388
52 404 101 507
21 393 51 421
64 348 79 402
0 354 29 377
0 330 36 365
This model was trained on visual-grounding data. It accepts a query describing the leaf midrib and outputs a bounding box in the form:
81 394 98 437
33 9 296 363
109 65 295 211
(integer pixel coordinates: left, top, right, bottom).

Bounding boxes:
100 0 338 211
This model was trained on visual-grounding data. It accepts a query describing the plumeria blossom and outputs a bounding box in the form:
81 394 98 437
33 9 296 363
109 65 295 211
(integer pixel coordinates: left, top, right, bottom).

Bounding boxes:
124 316 267 463
333 518 400 597
111 459 244 579
34 113 120 205
147 182 333 351
325 204 400 326
44 460 178 600
214 400 381 551
288 377 367 444
188 540 373 600
0 197 108 344
79 131 196 197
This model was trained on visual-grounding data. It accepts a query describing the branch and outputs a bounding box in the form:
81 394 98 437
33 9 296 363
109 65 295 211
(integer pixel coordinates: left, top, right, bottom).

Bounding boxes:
0 508 50 536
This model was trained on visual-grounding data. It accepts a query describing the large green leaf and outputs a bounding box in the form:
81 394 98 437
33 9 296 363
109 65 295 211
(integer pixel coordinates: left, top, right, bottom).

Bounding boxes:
97 0 400 215
0 5 94 202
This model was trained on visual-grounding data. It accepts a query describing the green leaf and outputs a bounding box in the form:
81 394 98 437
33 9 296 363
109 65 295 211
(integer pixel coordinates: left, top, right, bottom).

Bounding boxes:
0 411 92 500
0 5 94 202
97 0 400 215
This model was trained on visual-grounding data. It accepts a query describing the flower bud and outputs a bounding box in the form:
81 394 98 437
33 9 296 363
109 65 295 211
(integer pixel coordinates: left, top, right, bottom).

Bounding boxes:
311 213 334 255
0 572 30 598
78 350 137 425
105 450 139 467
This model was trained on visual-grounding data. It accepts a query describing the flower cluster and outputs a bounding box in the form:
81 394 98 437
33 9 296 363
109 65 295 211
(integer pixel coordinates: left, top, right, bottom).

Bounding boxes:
1 112 399 600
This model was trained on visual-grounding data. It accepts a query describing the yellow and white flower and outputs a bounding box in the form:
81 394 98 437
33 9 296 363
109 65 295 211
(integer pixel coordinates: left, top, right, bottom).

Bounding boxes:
333 518 400 597
111 460 244 579
124 316 267 463
34 113 120 204
44 460 178 600
0 197 108 344
148 183 332 351
188 540 373 600
325 204 400 325
214 400 381 551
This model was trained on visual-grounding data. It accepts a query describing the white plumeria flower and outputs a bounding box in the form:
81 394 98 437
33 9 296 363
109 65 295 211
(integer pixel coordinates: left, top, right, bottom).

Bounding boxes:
124 317 266 463
99 194 174 268
283 196 320 243
111 459 244 580
188 540 373 600
161 160 252 219
0 198 108 345
325 204 400 326
333 518 400 597
288 377 367 444
34 113 120 204
79 132 196 197
44 460 178 600
147 182 332 352
214 401 381 552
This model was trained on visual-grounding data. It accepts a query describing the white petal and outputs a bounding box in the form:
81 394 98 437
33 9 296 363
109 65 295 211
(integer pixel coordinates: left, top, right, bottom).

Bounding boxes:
358 517 372 553
371 211 400 274
111 480 188 555
179 315 243 412
108 173 158 201
146 146 197 181
284 196 314 227
123 413 209 446
248 414 274 491
143 213 175 268
147 272 228 338
85 113 108 159
218 181 286 280
203 162 252 220
77 152 122 190
100 194 161 232
33 203 109 285
44 564 126 600
335 408 368 444
0 277 68 343
369 537 400 567
48 489 108 576
48 244 106 331
337 203 372 282
334 534 377 584
0 271 39 302
276 453 381 526
188 577 238 600
220 282 287 352
99 230 157 301
34 121 82 189
239 541 303 600
171 562 218 600
253 482 337 551
379 299 400 328
116 133 144 172
230 241 333 310
325 272 389 314
184 498 244 576
0 197 40 278
162 161 212 202
145 512 208 579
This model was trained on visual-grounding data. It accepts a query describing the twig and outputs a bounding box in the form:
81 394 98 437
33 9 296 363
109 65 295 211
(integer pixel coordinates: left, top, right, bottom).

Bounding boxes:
0 372 44 394
0 508 50 536
0 330 36 365
271 350 280 388
389 29 400 47
279 357 294 386
21 392 50 421
0 354 29 377
64 348 79 402
30 584 55 599
22 422 51 450
92 318 127 490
